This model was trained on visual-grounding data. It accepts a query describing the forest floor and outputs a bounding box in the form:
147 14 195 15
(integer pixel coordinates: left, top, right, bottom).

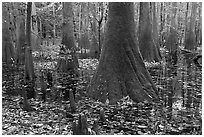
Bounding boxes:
2 44 202 135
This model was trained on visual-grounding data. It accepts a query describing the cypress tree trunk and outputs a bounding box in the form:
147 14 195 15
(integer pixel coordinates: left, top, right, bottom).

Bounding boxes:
138 2 161 62
184 2 198 50
58 2 79 72
15 10 26 65
25 2 35 99
2 3 15 64
88 3 159 104
90 3 99 58
151 2 162 61
165 2 179 65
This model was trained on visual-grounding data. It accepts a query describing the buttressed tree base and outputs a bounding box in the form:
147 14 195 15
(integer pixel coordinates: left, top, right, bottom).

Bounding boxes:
88 3 159 104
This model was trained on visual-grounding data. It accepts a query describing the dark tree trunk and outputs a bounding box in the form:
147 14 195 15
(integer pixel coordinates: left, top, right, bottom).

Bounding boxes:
138 2 161 62
160 2 164 47
97 3 104 59
58 2 79 72
151 2 162 61
88 3 159 104
2 3 15 64
165 2 179 65
184 2 198 50
25 2 35 99
15 14 26 66
90 3 99 58
62 2 76 50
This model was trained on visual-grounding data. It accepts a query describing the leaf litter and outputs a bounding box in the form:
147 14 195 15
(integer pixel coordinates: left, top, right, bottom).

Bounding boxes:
2 47 202 135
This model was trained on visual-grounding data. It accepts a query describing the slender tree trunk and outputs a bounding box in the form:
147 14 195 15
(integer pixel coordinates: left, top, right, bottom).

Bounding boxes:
160 2 166 47
2 3 15 64
61 2 75 49
25 2 35 99
58 2 79 72
78 3 82 55
184 2 198 50
152 2 162 61
90 3 99 58
39 18 43 45
183 3 189 47
30 2 39 51
196 3 202 46
198 4 202 46
88 3 159 104
53 4 55 45
97 2 104 59
78 3 89 57
165 2 179 65
15 5 26 66
138 2 161 62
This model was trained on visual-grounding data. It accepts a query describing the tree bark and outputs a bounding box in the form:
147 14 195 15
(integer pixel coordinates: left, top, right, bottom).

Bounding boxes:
58 2 79 72
165 2 179 65
90 3 99 58
151 2 162 61
196 3 202 46
25 2 34 80
97 2 104 59
25 2 35 99
184 2 198 50
15 6 26 65
62 2 76 50
88 3 159 104
30 2 40 51
2 3 15 64
166 2 179 52
53 4 56 45
138 2 161 62
160 2 165 47
78 3 90 56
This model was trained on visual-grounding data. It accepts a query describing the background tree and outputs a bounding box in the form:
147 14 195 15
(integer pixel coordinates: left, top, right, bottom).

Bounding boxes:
2 3 15 64
184 2 198 50
52 3 56 45
195 3 202 46
14 3 26 66
151 2 162 61
79 3 90 55
97 2 104 59
24 2 35 99
165 2 179 64
57 2 79 72
30 3 40 51
89 3 99 58
88 2 158 104
138 2 161 62
159 2 165 47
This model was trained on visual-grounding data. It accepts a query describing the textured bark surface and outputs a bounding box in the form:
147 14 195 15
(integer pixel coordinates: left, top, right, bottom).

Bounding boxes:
138 2 161 62
15 14 26 65
24 2 36 99
25 2 35 81
166 2 179 53
151 2 162 61
62 2 76 50
185 2 197 50
31 2 40 51
88 3 159 104
58 2 79 72
90 3 99 58
2 3 15 64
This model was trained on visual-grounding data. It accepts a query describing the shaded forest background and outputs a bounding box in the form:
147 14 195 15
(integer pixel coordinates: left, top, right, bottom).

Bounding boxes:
2 2 202 135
